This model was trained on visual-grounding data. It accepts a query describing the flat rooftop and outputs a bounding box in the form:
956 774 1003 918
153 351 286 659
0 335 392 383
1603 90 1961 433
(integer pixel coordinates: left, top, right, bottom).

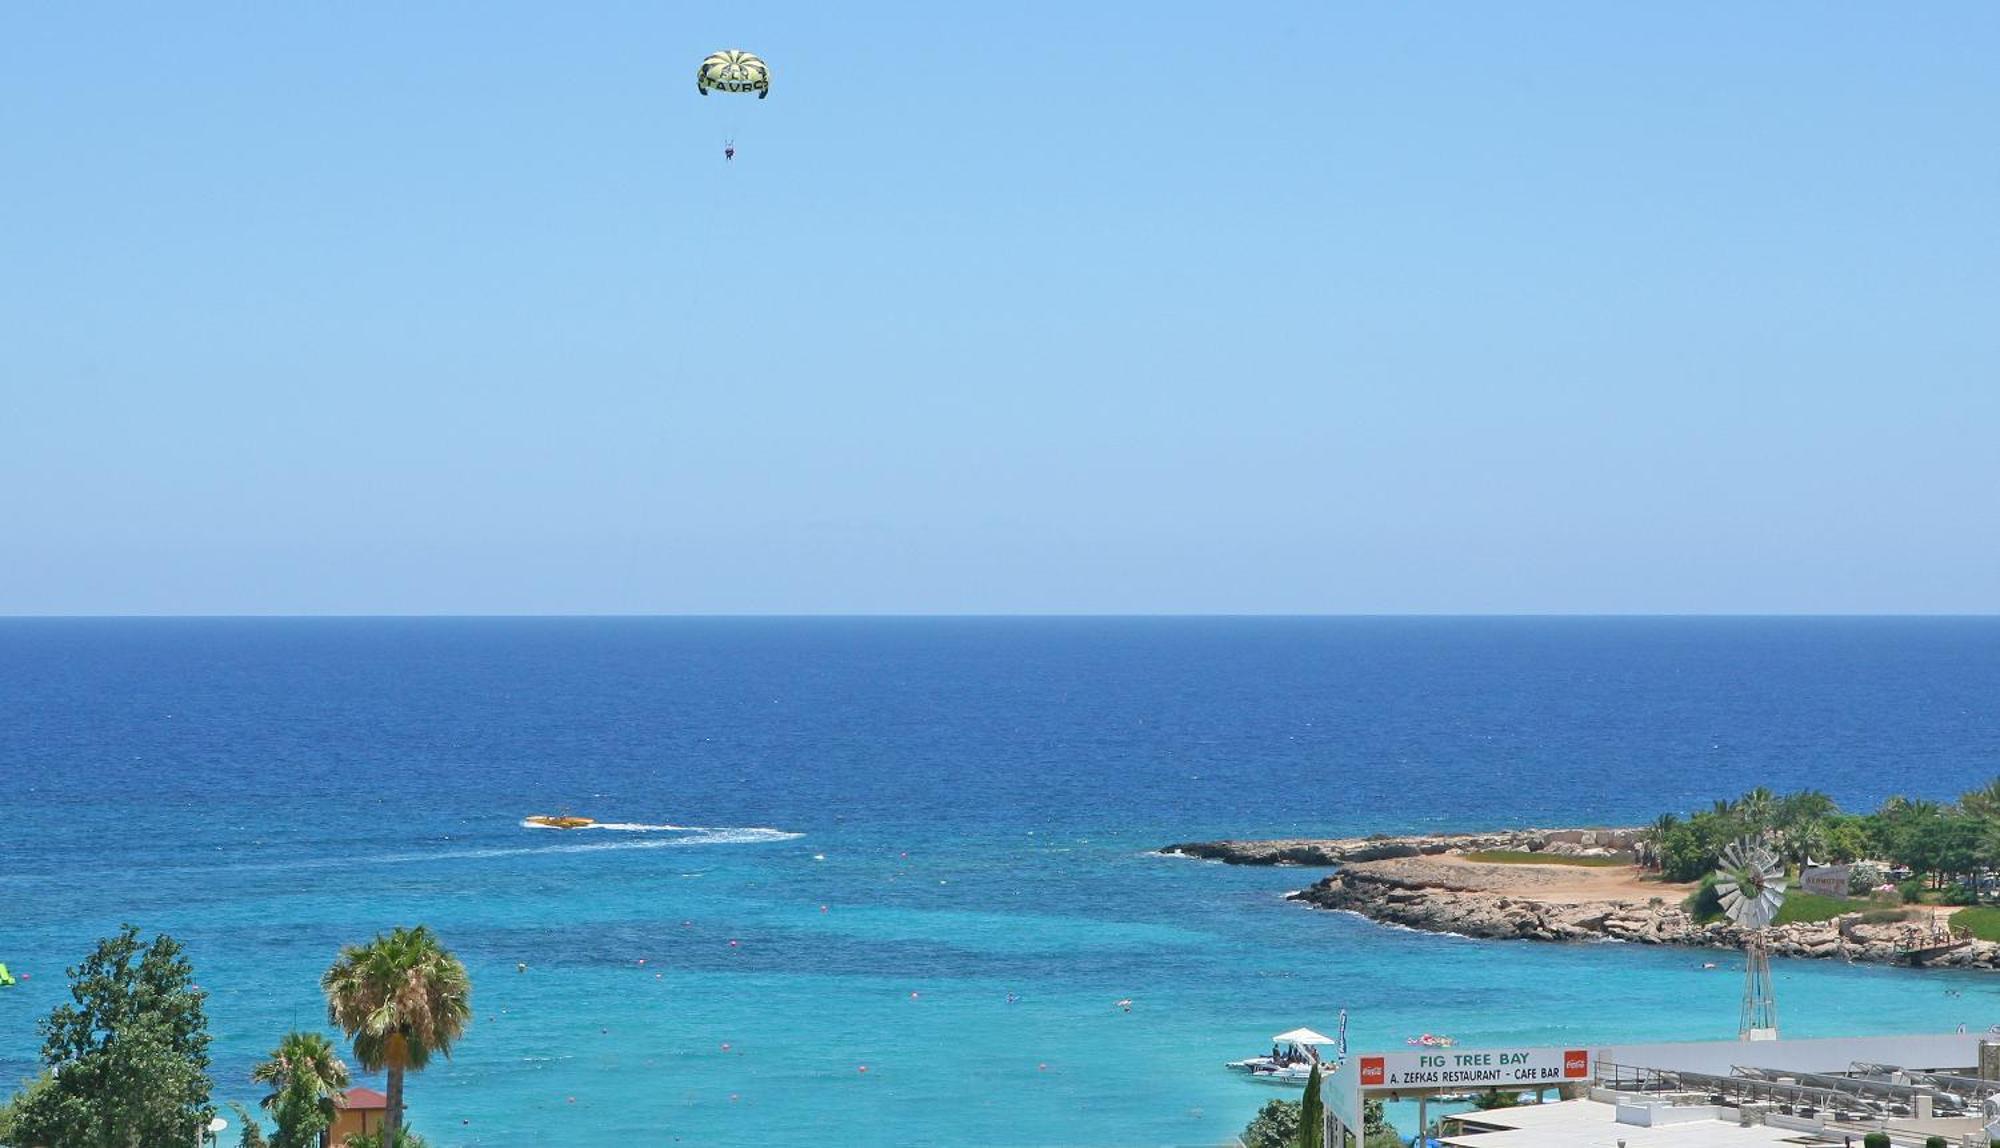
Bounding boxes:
1439 1099 1829 1148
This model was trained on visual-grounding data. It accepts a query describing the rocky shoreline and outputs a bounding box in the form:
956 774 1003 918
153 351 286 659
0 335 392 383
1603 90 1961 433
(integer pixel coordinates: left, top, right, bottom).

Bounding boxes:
1161 827 1640 866
1162 830 2000 970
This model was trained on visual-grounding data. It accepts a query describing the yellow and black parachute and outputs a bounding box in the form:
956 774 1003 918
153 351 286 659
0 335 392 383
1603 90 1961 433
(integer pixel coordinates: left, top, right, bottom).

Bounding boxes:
697 50 770 99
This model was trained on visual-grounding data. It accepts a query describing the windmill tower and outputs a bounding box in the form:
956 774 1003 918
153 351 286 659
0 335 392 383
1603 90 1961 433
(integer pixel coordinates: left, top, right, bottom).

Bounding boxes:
1715 836 1787 1041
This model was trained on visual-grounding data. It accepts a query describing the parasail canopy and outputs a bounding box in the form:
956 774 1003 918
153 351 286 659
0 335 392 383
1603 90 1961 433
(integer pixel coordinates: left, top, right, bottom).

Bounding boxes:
698 50 770 98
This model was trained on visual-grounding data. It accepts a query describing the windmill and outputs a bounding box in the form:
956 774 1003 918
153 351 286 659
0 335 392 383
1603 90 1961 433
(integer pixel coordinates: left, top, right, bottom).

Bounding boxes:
1715 836 1787 1041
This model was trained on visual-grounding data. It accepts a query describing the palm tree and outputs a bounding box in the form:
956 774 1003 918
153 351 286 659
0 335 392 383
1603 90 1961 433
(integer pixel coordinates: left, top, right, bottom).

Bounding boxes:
1779 819 1829 869
252 1031 349 1148
1775 789 1837 831
1735 787 1777 832
1640 814 1680 870
1960 778 2000 820
321 926 472 1146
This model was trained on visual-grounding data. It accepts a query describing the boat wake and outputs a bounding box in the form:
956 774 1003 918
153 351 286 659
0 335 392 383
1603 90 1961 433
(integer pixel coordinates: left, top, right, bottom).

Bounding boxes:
516 819 797 844
518 819 733 833
15 823 803 883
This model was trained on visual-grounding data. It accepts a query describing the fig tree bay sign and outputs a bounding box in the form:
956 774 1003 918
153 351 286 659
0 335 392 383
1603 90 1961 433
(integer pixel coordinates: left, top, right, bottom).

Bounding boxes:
1357 1046 1590 1091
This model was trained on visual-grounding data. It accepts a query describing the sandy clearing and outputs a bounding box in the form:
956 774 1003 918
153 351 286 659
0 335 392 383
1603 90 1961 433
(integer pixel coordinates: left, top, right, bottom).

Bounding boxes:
1352 853 1698 904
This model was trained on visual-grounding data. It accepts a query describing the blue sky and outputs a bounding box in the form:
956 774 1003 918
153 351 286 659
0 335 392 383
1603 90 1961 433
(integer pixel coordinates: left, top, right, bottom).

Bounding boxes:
3 3 1995 614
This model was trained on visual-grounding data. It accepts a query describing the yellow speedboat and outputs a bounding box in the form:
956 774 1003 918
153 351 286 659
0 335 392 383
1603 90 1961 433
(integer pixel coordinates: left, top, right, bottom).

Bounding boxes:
524 814 596 830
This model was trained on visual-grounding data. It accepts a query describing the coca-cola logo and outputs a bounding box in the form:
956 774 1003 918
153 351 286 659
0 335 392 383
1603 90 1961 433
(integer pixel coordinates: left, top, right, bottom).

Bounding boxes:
1563 1049 1588 1078
1359 1056 1385 1086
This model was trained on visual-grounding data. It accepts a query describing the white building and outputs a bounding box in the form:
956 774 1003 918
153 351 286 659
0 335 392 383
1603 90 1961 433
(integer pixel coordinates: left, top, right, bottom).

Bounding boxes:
1323 1032 2000 1148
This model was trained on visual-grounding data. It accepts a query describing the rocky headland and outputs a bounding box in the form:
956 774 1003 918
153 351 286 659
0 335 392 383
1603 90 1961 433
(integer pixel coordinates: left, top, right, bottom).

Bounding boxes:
1162 829 2000 969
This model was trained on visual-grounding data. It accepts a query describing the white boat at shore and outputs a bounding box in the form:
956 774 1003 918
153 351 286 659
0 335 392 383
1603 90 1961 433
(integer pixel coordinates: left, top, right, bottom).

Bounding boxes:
1226 1026 1340 1085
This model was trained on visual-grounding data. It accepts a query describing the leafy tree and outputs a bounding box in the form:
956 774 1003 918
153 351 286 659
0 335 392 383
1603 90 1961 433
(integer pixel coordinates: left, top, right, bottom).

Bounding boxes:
1638 814 1679 870
322 926 471 1147
1777 818 1829 867
1823 817 1873 864
252 1031 350 1148
1295 1063 1323 1148
1958 778 2000 820
1241 1098 1300 1148
8 925 214 1148
1659 809 1752 883
1934 816 1988 890
1358 1098 1402 1148
339 1131 432 1148
1736 787 1777 831
1472 1090 1521 1110
229 1101 270 1148
0 1071 57 1145
1774 789 1837 830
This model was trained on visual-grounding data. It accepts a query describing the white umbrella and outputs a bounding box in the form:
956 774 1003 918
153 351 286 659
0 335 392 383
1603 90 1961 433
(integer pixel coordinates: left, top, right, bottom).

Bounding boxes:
1271 1027 1336 1045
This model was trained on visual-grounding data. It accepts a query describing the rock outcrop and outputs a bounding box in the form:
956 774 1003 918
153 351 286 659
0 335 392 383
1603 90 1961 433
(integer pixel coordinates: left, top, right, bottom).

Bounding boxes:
1286 857 2000 968
1160 827 1640 867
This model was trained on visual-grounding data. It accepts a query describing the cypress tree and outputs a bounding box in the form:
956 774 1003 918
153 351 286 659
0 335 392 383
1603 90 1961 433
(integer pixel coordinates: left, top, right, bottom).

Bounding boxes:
1296 1062 1323 1148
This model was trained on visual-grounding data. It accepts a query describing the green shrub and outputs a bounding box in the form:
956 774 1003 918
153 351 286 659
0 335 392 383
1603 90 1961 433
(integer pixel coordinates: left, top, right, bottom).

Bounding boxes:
1847 861 1887 894
1898 877 1927 904
1685 876 1724 923
1924 1135 1948 1148
1240 1100 1299 1148
1863 1132 1890 1148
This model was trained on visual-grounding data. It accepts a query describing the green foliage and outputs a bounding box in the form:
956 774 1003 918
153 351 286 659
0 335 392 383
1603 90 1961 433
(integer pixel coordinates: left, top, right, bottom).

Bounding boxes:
1952 908 2000 942
1471 1090 1521 1109
340 1130 432 1148
1821 818 1872 863
1863 1132 1890 1148
1685 876 1724 923
9 925 214 1148
1288 1064 1320 1148
253 1031 350 1148
230 1101 271 1148
1774 892 1865 924
1361 1098 1400 1148
1847 861 1888 894
0 1071 57 1145
1464 850 1625 867
1658 808 1754 883
1924 1135 1948 1148
1649 780 2000 892
323 926 472 1145
1240 1098 1300 1148
1295 1064 1323 1148
1898 877 1928 905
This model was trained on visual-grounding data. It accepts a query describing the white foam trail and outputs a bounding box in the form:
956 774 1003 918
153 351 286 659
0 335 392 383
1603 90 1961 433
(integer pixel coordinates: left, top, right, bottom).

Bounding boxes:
438 826 803 862
518 819 723 833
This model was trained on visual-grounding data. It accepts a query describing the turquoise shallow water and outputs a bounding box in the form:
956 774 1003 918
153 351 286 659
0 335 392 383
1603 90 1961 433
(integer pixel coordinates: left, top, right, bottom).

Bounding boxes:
3 618 1998 1145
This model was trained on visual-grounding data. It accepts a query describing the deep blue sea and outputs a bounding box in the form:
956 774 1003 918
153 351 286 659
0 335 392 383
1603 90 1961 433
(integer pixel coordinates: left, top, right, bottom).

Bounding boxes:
4 618 1999 1146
